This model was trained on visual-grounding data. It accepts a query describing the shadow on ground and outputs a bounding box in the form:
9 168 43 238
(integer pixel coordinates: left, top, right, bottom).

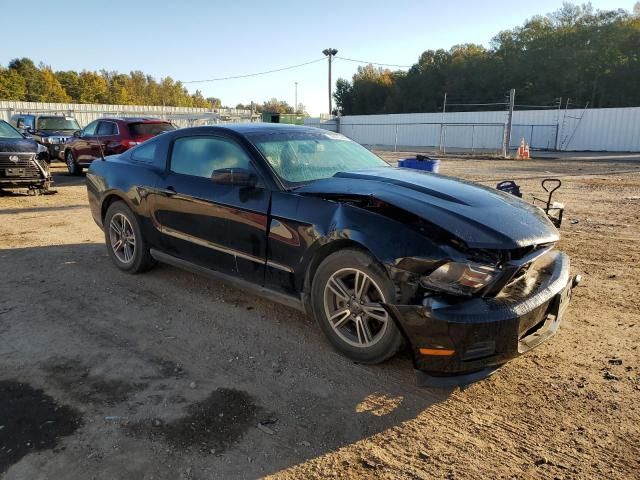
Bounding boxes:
0 243 452 478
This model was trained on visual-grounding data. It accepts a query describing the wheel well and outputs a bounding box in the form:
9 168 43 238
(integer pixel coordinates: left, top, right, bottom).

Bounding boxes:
101 194 126 222
302 239 371 301
301 239 412 352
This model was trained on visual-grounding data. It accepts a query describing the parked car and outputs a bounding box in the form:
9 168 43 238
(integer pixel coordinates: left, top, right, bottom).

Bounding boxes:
64 117 175 175
0 120 53 194
86 124 578 386
10 114 81 162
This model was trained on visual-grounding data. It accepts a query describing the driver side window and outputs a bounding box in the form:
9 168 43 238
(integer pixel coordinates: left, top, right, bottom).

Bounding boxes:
170 136 252 179
83 121 98 137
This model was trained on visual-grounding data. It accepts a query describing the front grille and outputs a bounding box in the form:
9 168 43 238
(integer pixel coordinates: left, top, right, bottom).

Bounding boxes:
0 152 40 177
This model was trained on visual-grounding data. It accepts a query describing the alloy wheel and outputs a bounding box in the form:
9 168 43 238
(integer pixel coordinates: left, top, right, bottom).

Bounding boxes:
323 268 389 348
109 213 136 264
66 152 75 173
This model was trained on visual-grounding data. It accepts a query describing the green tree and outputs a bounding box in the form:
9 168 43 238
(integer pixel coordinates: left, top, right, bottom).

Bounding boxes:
207 97 222 108
191 90 209 108
262 98 294 113
55 71 82 101
7 58 47 101
0 68 27 100
335 3 640 115
78 71 109 103
333 78 353 115
41 67 71 102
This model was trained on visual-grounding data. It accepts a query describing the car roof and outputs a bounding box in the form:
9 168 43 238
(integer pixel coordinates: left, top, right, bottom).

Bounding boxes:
183 123 328 136
13 114 69 118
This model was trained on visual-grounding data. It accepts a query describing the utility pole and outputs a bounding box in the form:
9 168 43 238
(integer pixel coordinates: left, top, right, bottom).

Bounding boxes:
439 92 447 153
554 97 562 151
322 48 338 116
503 88 515 158
294 81 298 114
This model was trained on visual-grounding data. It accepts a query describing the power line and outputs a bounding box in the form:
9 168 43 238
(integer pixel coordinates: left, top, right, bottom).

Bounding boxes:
335 56 413 69
182 58 326 84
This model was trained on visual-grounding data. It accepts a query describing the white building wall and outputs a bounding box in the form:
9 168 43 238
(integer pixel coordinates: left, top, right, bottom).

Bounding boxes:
305 107 640 152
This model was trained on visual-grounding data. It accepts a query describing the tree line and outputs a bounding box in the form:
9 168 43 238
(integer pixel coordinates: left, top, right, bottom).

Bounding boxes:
334 3 640 115
0 58 304 113
0 58 225 108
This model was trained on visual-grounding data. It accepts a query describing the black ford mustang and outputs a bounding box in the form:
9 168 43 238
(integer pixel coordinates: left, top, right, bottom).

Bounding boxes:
86 124 578 386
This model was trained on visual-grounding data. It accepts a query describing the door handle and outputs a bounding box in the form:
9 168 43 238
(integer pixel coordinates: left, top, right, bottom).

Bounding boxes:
157 186 177 197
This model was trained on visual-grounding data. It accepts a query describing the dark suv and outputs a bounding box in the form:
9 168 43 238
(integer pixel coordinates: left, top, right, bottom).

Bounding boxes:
0 120 53 194
10 114 81 162
63 117 176 175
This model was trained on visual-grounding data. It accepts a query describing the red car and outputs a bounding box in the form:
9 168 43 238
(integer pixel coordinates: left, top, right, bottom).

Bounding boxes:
63 117 176 175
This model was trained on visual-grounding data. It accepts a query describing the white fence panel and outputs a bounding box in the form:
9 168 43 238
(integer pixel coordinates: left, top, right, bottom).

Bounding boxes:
307 107 640 152
562 107 640 151
0 100 255 128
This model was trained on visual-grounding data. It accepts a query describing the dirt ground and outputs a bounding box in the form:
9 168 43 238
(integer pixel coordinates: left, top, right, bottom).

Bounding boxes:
0 153 638 480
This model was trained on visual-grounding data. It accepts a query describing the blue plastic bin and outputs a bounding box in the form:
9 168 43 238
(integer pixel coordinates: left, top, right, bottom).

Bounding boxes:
397 156 440 173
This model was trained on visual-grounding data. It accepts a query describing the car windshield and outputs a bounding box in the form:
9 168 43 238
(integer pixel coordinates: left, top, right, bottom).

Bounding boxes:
129 122 175 137
0 121 23 139
37 117 80 131
248 130 388 186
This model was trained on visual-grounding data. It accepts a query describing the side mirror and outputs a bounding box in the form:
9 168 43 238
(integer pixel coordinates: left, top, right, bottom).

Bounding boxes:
211 168 258 188
73 130 81 138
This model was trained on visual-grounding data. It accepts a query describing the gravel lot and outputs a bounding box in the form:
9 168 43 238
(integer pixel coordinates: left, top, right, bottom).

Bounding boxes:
1 153 639 479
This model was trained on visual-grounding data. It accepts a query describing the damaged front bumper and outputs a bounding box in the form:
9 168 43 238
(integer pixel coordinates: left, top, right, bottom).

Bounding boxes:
387 250 578 387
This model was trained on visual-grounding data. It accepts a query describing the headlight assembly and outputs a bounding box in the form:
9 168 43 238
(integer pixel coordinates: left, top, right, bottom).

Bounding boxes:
420 262 501 296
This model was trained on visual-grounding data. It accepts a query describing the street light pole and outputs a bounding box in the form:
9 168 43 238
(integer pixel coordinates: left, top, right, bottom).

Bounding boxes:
294 81 298 114
322 48 338 116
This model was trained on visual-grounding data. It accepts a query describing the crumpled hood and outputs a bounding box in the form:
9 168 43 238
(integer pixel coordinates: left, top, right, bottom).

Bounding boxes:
0 138 38 153
296 167 559 249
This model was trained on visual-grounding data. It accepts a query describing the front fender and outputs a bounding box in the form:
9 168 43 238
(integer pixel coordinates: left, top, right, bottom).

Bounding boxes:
290 199 454 293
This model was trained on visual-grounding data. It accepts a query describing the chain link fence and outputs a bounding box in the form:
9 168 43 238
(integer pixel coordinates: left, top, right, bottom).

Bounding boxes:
305 120 560 154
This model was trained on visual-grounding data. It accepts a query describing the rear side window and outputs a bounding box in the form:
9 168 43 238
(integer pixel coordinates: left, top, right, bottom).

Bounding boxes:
170 136 251 178
129 122 175 137
130 140 161 167
97 121 117 136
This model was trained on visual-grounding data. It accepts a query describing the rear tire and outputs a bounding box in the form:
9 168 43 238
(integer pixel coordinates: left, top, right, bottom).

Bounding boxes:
311 248 403 364
104 201 156 274
65 150 82 176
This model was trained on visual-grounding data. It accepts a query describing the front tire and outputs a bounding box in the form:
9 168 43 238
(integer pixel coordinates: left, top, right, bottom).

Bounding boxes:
65 150 82 176
311 248 403 364
104 201 156 274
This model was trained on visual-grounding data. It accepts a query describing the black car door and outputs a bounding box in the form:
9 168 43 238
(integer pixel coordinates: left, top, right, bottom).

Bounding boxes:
151 133 270 283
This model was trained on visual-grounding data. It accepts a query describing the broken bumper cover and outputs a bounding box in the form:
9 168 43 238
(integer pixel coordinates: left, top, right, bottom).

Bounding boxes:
388 251 576 387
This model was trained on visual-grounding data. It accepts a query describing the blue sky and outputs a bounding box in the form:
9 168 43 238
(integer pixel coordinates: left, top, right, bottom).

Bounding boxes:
0 0 635 115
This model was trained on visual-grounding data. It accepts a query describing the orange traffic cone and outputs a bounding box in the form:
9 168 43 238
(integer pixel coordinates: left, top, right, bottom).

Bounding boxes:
523 141 530 159
517 138 525 159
